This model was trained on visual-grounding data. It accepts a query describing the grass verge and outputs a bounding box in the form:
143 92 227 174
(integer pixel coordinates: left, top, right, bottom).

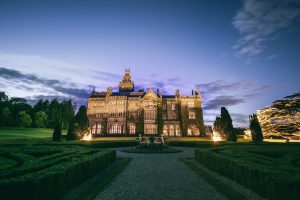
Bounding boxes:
180 158 246 200
74 158 131 200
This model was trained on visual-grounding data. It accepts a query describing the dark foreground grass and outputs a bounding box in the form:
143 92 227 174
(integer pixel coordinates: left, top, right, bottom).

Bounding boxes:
181 158 246 200
72 158 130 200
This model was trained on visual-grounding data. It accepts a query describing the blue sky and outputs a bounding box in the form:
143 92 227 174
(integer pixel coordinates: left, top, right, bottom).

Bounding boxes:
0 0 299 127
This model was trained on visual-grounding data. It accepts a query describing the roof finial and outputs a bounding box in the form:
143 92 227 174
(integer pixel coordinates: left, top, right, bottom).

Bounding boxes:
149 82 152 90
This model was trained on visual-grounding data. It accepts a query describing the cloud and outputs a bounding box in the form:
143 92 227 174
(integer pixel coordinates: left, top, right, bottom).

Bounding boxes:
232 0 300 58
203 95 245 110
0 67 91 105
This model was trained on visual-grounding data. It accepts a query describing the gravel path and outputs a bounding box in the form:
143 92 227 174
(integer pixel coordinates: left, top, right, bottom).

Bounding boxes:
94 147 227 200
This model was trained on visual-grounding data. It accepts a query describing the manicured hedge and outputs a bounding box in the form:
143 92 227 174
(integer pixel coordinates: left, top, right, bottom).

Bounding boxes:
0 147 116 200
195 147 300 200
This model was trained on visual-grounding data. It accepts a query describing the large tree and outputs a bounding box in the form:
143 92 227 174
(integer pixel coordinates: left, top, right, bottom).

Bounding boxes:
249 114 263 142
48 99 62 128
214 107 236 141
2 107 13 126
75 105 89 131
17 111 32 129
34 111 48 128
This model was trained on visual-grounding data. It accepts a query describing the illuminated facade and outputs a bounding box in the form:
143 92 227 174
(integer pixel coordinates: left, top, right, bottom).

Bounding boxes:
87 69 206 136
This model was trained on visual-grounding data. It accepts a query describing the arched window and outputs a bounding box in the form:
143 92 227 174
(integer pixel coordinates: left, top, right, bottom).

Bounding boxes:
169 125 174 136
175 125 180 136
163 125 168 136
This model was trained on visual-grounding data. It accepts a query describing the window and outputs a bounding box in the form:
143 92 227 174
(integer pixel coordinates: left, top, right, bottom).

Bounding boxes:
145 124 157 134
189 111 196 119
91 124 97 134
129 123 135 134
163 114 167 119
171 104 175 110
169 125 174 136
110 123 122 134
96 124 102 134
163 104 167 110
187 128 192 136
145 111 156 120
163 125 168 136
188 101 194 108
175 125 180 136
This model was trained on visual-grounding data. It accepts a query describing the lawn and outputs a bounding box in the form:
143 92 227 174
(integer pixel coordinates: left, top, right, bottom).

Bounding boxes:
0 128 67 139
195 144 300 200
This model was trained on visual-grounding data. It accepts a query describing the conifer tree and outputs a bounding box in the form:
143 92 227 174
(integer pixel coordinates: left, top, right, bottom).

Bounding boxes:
52 122 62 141
249 114 263 142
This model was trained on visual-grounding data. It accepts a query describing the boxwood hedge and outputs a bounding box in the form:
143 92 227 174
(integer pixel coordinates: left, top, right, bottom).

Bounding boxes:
195 146 300 200
0 146 116 200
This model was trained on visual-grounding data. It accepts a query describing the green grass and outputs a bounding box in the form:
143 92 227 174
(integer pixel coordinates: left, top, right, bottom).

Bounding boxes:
74 158 130 200
181 158 246 200
195 144 300 200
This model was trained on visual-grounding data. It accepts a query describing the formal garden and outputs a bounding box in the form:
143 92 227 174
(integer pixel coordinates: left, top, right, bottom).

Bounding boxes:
0 91 299 199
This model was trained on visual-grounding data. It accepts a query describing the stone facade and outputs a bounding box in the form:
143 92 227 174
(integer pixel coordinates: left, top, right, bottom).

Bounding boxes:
87 69 206 136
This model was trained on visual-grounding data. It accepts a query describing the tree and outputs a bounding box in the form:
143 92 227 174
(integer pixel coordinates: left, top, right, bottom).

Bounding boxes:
0 91 8 102
52 122 62 141
34 111 48 128
249 114 263 142
213 107 236 141
66 119 76 140
48 99 62 128
17 111 32 129
75 106 89 131
2 107 13 126
61 99 76 130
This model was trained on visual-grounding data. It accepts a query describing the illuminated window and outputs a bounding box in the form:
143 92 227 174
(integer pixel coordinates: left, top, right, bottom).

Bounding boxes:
110 123 122 134
189 111 196 119
163 104 167 110
175 125 180 136
187 128 192 136
163 125 168 136
129 123 135 134
188 101 194 108
96 124 102 134
91 124 97 134
171 104 175 110
169 125 174 136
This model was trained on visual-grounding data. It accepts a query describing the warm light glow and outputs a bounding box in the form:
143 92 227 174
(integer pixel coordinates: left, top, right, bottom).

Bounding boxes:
81 132 92 141
212 131 223 142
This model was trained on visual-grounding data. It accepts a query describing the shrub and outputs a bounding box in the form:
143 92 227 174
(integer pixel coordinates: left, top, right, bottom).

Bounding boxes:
195 146 300 200
0 146 116 200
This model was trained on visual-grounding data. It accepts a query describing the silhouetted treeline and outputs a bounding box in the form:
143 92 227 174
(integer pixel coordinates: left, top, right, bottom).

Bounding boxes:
0 91 85 130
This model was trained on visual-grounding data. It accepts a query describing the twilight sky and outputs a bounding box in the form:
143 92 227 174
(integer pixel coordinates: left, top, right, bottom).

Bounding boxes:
0 0 299 127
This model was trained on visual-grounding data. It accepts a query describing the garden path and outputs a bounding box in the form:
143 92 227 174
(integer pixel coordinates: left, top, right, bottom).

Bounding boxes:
94 147 227 200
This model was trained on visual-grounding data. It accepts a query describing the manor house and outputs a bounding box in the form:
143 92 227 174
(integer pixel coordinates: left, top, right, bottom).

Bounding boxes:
87 69 206 136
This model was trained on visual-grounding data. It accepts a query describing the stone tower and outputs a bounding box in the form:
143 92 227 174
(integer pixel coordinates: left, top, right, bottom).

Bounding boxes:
119 69 134 92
